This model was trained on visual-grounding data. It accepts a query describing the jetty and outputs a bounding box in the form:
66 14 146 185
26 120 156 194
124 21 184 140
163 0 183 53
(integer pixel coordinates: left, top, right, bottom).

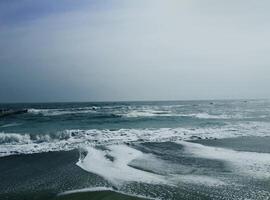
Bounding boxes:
0 109 28 118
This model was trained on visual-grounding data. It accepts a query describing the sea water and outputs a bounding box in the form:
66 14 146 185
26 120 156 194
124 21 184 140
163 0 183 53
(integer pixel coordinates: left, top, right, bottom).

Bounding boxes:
1 100 270 199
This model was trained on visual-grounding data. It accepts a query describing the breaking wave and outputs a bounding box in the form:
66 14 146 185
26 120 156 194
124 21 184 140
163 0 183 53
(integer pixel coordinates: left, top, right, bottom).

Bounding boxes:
28 107 99 116
59 187 158 200
27 107 254 120
1 122 270 157
76 144 225 187
77 145 166 185
177 141 270 179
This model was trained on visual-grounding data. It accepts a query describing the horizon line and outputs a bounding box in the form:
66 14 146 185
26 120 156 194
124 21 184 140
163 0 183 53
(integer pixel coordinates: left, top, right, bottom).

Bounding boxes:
0 98 268 104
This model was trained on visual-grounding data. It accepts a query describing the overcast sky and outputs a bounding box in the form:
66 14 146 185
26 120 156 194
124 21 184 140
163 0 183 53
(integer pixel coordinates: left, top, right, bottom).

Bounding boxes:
1 0 270 102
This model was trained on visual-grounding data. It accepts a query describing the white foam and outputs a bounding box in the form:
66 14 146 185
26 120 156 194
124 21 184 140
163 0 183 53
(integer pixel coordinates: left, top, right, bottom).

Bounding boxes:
123 111 244 119
28 107 97 116
1 122 270 157
177 141 270 179
59 187 113 195
77 145 166 186
59 187 158 200
0 133 31 144
122 109 173 118
173 175 226 186
121 109 231 119
189 113 231 119
77 144 227 187
0 123 22 128
27 106 258 119
0 139 71 157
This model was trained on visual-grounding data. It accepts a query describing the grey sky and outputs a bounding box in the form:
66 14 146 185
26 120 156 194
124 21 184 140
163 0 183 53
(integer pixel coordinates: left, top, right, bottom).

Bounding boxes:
1 0 270 102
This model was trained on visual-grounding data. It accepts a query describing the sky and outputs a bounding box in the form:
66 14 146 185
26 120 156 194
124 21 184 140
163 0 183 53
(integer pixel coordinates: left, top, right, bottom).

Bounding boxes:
0 0 270 102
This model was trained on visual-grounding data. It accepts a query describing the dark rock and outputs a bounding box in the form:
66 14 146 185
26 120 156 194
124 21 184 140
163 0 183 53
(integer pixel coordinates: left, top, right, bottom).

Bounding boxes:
0 109 28 118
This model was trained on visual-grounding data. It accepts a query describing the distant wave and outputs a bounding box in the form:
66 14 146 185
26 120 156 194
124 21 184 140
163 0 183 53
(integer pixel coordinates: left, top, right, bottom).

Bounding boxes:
0 123 22 128
27 107 175 117
122 110 172 118
28 107 99 116
26 105 266 120
122 111 245 119
182 113 234 119
1 122 270 157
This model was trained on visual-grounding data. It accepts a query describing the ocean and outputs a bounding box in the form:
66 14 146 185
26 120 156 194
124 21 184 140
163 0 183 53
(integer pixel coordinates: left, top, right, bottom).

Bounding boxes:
1 100 270 200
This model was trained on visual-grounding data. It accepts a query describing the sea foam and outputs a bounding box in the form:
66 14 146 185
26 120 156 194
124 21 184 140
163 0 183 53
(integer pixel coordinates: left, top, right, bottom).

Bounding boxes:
177 141 270 179
1 122 270 157
76 144 226 187
28 107 98 116
76 145 166 186
27 106 257 119
59 186 158 200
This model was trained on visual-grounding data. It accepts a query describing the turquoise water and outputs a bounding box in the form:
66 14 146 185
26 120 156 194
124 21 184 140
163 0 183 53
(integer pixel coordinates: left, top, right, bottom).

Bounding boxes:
1 100 270 147
1 100 270 199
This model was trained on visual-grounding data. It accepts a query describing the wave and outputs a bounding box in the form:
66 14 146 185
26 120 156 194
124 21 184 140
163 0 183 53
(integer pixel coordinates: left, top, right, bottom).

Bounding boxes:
76 144 226 190
122 110 172 118
0 132 53 145
188 113 229 119
28 108 122 118
59 187 158 200
59 187 115 196
120 110 237 119
28 107 98 116
177 141 270 179
0 123 22 128
26 106 264 120
1 122 270 157
123 111 267 119
0 133 32 144
77 145 166 185
27 107 174 118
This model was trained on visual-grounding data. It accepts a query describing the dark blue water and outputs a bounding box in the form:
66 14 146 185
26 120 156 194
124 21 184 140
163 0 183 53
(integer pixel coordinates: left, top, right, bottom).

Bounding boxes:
1 100 270 200
1 100 270 156
1 100 270 131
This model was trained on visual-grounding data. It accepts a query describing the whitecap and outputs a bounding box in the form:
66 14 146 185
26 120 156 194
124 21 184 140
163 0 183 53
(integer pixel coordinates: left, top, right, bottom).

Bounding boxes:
76 145 166 186
76 144 226 188
1 122 270 157
0 132 31 144
28 107 97 116
177 141 270 179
